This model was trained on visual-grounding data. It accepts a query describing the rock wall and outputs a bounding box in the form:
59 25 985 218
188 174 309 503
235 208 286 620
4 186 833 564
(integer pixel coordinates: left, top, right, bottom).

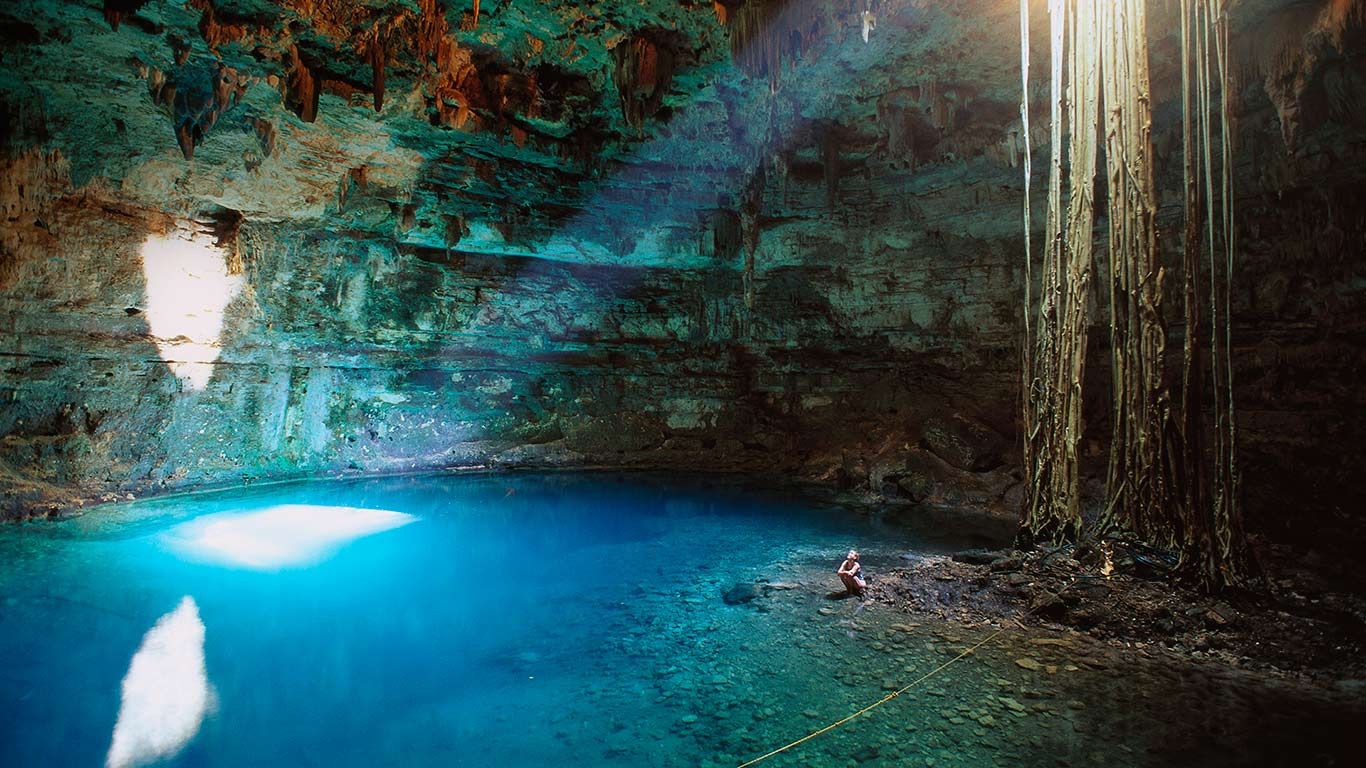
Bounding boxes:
0 188 761 514
2 0 1364 543
0 156 1022 516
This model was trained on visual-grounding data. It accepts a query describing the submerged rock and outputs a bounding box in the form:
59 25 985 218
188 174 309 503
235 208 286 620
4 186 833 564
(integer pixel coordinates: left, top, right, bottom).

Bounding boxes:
722 583 762 605
852 745 880 762
998 696 1027 713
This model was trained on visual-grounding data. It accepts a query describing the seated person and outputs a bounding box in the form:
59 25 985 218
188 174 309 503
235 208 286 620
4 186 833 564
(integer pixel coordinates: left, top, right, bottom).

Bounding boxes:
837 549 866 596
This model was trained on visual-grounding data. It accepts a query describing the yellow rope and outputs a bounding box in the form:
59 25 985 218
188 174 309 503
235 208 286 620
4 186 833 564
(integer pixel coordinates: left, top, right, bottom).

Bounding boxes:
734 578 1080 768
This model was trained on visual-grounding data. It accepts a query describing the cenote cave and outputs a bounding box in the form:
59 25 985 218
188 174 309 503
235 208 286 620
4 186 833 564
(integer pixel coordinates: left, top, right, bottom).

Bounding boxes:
1 1 1364 767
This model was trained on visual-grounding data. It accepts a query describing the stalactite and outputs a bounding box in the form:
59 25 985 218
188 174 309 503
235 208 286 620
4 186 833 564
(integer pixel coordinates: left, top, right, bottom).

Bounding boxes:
612 35 676 131
103 0 148 32
168 34 192 66
165 61 244 160
369 36 387 112
250 117 277 158
417 0 449 63
286 45 320 123
415 0 487 131
207 209 246 275
713 1 733 25
350 3 420 115
727 0 821 90
192 0 249 51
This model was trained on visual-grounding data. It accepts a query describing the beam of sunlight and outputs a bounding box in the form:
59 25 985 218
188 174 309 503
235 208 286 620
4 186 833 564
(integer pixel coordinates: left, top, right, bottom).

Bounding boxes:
106 597 210 768
140 227 244 391
160 504 417 570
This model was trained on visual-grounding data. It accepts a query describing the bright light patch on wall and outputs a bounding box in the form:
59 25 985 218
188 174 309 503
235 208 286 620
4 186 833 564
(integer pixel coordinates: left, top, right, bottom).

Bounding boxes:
140 228 244 391
161 504 417 570
107 597 210 768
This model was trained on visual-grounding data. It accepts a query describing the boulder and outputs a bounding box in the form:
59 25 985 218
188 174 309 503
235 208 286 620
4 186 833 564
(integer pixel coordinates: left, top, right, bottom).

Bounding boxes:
894 469 936 502
989 556 1024 572
919 413 1007 471
952 548 1006 565
888 447 955 502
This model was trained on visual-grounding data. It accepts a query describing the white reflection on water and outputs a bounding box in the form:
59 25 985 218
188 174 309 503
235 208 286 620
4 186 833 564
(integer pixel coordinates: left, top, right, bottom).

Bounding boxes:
160 504 417 570
106 597 209 768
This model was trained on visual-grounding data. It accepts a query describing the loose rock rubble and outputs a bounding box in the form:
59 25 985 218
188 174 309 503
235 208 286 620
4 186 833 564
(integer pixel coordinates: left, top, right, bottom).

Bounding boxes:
869 539 1366 687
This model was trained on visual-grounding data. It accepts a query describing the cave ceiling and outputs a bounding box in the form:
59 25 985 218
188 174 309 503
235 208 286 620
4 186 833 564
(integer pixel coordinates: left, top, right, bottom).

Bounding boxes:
1 0 1358 267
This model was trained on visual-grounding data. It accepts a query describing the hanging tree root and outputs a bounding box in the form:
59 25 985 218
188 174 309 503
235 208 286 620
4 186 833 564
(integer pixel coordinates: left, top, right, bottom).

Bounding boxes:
1018 0 1247 590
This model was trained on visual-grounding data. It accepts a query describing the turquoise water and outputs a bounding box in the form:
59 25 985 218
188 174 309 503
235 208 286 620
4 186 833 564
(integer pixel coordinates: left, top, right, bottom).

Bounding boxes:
0 472 1358 767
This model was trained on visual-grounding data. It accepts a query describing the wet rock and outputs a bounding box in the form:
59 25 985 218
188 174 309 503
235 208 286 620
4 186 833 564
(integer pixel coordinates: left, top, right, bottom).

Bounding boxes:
989 556 1024 572
952 548 1005 565
1205 602 1236 627
893 468 936 502
561 413 666 456
919 414 1007 471
722 583 761 605
1066 606 1108 629
1334 679 1366 696
851 745 880 762
1079 583 1112 599
1028 592 1068 620
998 696 1027 713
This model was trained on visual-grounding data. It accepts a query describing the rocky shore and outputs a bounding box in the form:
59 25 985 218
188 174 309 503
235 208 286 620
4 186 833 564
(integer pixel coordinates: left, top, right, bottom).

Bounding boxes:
864 539 1366 688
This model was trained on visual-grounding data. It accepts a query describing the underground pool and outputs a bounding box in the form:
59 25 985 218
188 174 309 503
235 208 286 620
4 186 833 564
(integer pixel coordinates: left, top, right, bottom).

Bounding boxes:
0 472 1358 767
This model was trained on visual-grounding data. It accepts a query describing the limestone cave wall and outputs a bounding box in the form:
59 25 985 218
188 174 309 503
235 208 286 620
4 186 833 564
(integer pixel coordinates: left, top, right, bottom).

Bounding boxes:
2 0 1364 541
